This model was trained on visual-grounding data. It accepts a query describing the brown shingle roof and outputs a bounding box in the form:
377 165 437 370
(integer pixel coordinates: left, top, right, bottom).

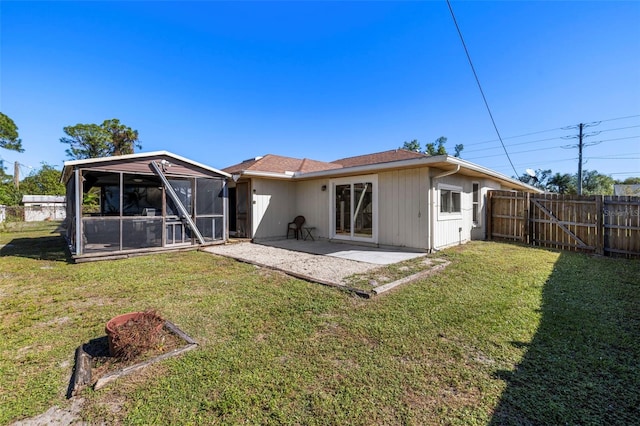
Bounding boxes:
223 154 341 175
331 149 428 168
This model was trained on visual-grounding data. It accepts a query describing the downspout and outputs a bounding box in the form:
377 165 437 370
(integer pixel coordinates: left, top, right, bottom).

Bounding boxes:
429 165 461 252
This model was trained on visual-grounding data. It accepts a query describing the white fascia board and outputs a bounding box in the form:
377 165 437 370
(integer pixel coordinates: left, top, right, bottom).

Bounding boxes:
239 170 296 179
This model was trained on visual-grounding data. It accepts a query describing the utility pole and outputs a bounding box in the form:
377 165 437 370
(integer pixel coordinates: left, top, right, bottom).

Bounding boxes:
14 161 19 190
577 123 584 195
561 122 601 195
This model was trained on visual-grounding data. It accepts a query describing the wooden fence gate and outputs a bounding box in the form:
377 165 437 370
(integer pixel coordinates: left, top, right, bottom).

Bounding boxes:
487 191 640 258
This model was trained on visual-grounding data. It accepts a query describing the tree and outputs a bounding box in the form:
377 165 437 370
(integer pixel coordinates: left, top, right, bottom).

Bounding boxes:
401 139 421 152
20 163 66 195
61 119 141 160
581 170 615 195
547 172 575 194
400 136 462 157
102 119 141 156
426 136 448 156
522 169 615 195
0 168 21 205
61 123 111 159
617 177 640 185
517 168 552 190
0 112 25 152
454 144 464 158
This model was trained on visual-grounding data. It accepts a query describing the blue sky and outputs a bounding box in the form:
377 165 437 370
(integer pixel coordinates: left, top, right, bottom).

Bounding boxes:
1 1 639 181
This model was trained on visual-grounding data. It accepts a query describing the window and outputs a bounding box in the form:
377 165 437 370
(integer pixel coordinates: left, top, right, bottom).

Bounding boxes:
472 182 480 224
440 186 462 214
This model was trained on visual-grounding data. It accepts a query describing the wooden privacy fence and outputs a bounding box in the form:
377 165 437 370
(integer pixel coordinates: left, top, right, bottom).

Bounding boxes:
487 191 640 258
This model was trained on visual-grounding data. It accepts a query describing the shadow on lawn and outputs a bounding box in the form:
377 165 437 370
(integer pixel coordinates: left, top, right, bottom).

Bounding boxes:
0 229 70 262
490 252 640 425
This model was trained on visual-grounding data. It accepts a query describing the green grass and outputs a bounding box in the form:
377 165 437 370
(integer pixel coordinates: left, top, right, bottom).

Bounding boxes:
1 223 638 425
343 255 450 289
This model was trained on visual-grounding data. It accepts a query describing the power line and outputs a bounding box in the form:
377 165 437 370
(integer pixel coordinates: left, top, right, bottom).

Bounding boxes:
446 0 518 177
463 115 640 147
586 153 640 159
464 135 566 154
465 134 640 156
466 145 566 160
599 114 640 123
463 126 567 147
563 122 602 195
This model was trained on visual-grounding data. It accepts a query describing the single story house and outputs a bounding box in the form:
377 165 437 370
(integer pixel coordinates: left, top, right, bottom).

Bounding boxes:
61 151 229 261
21 195 66 222
614 184 640 196
224 149 541 251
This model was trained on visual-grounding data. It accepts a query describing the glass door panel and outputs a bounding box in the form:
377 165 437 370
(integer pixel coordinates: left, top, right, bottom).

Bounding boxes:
353 182 373 237
335 184 351 236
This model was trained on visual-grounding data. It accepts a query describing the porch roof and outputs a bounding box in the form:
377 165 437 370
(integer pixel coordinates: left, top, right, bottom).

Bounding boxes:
61 150 231 183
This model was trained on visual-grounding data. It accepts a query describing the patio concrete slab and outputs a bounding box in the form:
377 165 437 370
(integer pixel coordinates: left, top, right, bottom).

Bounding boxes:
258 238 427 265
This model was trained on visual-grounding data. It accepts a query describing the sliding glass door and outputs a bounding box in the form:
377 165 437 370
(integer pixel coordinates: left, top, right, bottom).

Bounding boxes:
331 175 377 243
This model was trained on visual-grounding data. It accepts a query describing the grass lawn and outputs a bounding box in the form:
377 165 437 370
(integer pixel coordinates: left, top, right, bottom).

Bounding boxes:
1 222 638 425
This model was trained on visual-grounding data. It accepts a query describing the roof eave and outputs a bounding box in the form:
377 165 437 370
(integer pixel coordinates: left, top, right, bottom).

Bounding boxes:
235 170 296 180
294 155 542 192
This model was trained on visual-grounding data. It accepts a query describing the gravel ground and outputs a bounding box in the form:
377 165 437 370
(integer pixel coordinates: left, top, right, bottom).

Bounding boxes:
203 242 380 285
10 399 85 426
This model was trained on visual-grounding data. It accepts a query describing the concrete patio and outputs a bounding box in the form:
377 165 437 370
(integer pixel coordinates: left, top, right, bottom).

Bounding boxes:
258 238 428 265
203 238 441 297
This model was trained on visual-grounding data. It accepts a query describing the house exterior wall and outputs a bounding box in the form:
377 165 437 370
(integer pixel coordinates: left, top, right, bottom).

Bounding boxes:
472 179 501 240
295 179 330 239
23 203 67 222
433 174 473 249
378 168 430 249
251 178 297 240
246 167 523 250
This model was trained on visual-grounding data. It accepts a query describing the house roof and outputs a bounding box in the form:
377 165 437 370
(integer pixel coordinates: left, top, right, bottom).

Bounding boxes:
223 150 426 176
225 150 541 193
332 149 428 167
223 154 342 175
22 195 66 204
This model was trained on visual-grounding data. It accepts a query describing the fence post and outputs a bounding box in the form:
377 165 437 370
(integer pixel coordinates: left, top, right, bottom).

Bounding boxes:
486 191 493 241
596 194 604 256
525 192 532 245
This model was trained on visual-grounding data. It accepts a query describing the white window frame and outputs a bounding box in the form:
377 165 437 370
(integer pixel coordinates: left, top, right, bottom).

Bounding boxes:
329 174 378 243
438 183 462 220
472 181 480 226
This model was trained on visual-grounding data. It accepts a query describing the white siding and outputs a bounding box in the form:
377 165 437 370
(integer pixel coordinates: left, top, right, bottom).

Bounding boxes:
378 168 430 249
251 178 297 240
471 179 501 240
23 204 67 222
247 168 519 249
433 174 470 249
295 179 330 238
